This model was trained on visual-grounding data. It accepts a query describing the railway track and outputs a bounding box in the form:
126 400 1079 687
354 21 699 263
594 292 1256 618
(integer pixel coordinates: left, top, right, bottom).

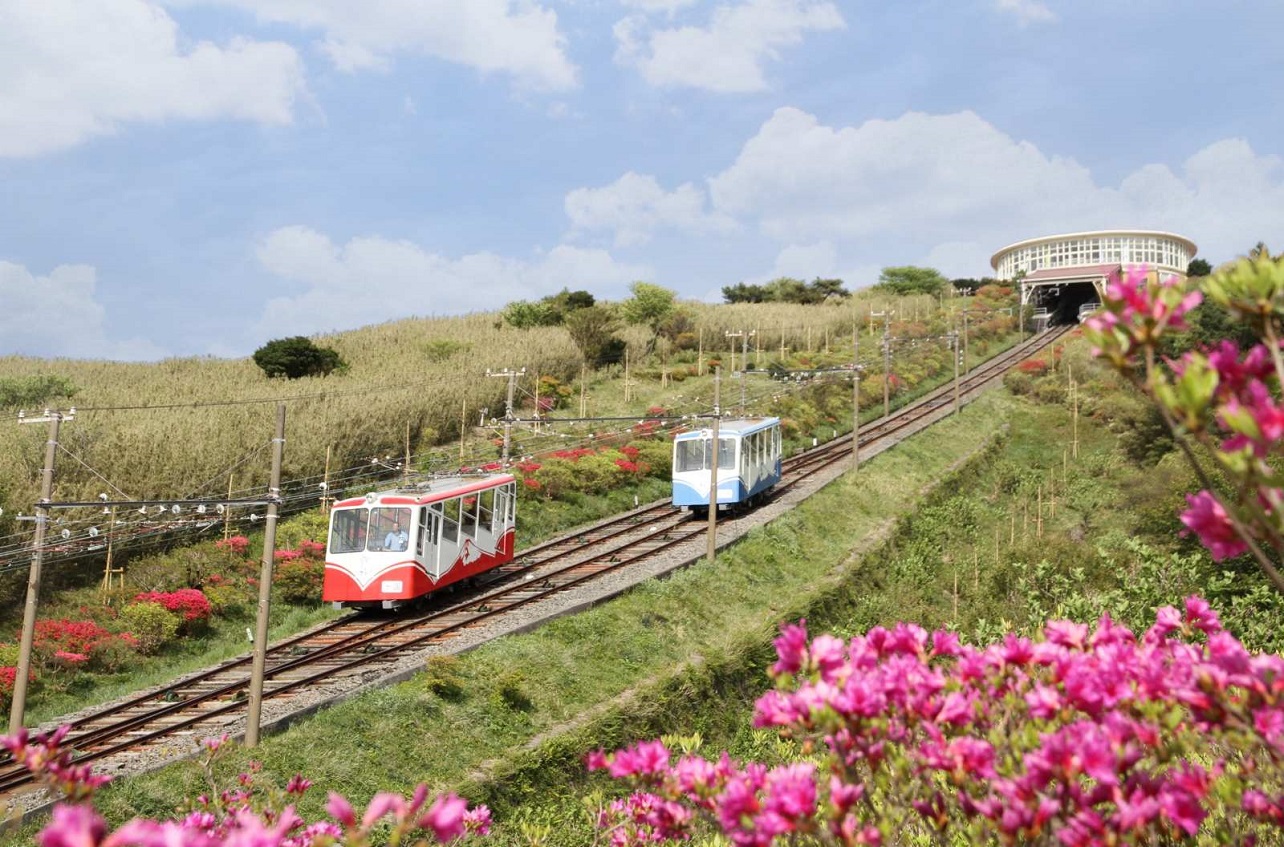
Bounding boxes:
0 326 1072 803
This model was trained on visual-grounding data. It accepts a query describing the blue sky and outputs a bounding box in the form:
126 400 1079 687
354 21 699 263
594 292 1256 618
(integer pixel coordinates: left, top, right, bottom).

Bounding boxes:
1 0 1281 360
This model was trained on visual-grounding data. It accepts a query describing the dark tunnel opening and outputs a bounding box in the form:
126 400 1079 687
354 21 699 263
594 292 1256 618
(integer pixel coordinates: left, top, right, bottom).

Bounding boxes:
1032 282 1102 326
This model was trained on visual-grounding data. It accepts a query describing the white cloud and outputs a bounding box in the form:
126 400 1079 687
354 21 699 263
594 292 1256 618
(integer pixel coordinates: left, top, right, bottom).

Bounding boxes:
614 0 844 93
771 242 837 279
708 107 1105 250
620 0 700 15
0 0 306 158
698 107 1284 276
564 172 737 246
252 226 648 337
177 0 578 90
0 262 167 360
994 0 1057 25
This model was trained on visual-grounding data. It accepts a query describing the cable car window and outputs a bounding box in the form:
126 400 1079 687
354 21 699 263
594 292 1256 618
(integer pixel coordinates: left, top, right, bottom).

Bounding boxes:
479 489 494 531
417 506 439 555
675 439 705 472
369 507 410 552
718 437 735 470
442 498 460 543
329 509 367 554
462 495 479 537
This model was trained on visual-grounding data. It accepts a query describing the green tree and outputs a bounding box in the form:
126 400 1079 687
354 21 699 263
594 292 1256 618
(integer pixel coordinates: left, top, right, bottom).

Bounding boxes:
762 277 811 304
1187 258 1213 277
722 283 767 304
620 282 676 334
808 278 849 301
873 266 949 297
251 337 346 380
565 305 625 367
545 288 595 320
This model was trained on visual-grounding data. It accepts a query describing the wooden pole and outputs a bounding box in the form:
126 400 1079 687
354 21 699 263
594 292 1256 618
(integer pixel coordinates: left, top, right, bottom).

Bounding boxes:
580 365 587 419
321 445 331 513
851 328 860 472
246 403 286 748
706 369 721 565
224 474 233 542
1037 486 1044 537
10 411 67 733
460 398 467 463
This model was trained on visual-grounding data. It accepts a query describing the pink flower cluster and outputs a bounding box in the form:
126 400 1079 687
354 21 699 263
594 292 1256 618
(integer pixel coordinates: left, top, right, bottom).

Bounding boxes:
592 599 1284 845
132 589 213 623
2 726 492 847
1084 266 1202 367
1085 265 1284 563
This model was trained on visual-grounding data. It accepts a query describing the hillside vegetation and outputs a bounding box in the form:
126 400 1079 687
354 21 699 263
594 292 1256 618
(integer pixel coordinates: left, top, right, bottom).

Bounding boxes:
0 290 960 530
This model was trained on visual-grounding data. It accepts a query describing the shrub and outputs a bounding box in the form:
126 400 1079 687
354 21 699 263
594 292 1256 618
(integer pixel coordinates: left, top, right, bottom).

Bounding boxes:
274 512 330 552
119 602 181 654
274 558 325 605
493 670 533 711
423 655 466 700
0 643 19 666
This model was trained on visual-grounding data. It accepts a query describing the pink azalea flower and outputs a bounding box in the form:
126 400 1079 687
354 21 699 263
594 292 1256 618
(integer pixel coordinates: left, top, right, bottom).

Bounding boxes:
420 793 468 842
1180 491 1248 561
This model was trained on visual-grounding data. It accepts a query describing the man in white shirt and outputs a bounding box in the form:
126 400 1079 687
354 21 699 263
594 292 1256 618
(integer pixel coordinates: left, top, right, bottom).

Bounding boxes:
383 525 409 551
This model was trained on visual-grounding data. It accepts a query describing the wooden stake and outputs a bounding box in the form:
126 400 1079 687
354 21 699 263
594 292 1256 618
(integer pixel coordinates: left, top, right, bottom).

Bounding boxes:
1037 486 1044 537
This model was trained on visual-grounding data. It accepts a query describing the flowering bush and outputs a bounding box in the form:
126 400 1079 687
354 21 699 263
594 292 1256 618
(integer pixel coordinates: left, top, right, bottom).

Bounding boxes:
133 588 213 625
593 599 1284 846
1 727 492 847
1016 358 1051 374
1084 260 1284 592
298 539 325 558
216 535 250 556
275 557 326 605
27 619 138 673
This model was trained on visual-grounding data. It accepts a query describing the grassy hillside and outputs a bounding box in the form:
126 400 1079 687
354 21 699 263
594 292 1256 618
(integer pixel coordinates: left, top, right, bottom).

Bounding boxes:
0 291 957 534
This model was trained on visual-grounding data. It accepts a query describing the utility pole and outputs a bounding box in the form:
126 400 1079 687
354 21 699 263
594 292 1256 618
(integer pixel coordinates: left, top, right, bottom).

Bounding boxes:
10 407 73 734
725 330 742 375
951 326 962 415
706 368 721 566
851 329 860 472
487 368 524 467
871 310 893 417
459 398 468 463
403 421 412 485
724 330 755 415
320 446 332 513
246 403 286 748
962 309 970 375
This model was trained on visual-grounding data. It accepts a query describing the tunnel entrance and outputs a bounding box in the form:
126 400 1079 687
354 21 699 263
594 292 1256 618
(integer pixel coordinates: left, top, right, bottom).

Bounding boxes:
1019 264 1119 327
1031 282 1101 325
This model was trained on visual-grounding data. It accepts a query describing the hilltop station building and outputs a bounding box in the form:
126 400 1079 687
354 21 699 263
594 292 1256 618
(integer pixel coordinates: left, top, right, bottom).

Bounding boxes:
990 230 1198 326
